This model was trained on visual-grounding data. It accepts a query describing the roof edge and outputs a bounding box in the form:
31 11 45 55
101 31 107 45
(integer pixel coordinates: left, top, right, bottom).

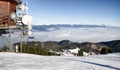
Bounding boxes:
14 0 22 4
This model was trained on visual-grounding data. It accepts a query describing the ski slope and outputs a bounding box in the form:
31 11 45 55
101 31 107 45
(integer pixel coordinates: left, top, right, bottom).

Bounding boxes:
0 52 120 70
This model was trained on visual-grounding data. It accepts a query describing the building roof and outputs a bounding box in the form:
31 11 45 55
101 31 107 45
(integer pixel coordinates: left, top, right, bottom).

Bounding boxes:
0 0 22 4
14 0 22 4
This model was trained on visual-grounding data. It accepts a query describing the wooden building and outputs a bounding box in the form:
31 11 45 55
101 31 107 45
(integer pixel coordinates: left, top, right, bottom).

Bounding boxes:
0 0 21 27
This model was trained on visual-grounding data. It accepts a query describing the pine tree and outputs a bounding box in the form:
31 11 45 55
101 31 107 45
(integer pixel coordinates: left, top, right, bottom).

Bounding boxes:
108 48 114 53
78 50 83 56
101 48 108 54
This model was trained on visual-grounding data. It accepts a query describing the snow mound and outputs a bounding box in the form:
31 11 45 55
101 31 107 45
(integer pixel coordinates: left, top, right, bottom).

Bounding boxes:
0 52 120 70
69 48 80 54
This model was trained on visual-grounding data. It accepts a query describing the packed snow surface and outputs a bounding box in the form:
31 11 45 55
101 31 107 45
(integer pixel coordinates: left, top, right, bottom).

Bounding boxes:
0 52 120 70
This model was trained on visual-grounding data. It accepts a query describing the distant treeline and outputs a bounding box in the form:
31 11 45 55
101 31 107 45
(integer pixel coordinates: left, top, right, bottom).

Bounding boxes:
2 42 59 56
1 39 120 55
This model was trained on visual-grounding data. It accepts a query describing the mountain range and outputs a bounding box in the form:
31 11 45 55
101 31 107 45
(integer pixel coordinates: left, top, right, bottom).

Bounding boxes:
43 40 120 53
29 24 120 53
1 24 120 54
32 24 118 32
100 40 120 52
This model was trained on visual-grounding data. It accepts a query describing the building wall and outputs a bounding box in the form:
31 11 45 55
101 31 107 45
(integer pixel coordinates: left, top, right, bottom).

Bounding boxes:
0 1 9 18
0 0 16 26
10 2 16 25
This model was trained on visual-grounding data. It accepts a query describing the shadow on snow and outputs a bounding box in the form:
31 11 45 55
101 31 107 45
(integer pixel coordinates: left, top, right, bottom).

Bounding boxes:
66 58 120 70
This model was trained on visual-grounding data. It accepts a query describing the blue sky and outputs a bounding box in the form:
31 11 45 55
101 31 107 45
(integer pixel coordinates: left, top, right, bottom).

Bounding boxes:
22 0 120 26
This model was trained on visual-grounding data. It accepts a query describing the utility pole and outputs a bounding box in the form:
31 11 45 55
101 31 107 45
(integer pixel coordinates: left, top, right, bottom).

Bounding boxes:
9 28 13 52
20 28 23 53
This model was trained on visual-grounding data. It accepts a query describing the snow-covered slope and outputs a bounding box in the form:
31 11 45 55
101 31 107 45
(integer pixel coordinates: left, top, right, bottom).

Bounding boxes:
0 52 120 70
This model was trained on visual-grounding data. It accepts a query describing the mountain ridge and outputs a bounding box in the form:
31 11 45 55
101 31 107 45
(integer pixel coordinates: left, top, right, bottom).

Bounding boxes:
42 40 120 53
32 24 119 32
100 40 120 52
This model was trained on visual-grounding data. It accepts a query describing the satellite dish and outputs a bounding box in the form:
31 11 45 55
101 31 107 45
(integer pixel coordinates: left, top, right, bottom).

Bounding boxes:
27 24 32 30
24 6 28 11
18 4 25 10
22 15 32 25
10 12 17 21
25 2 28 6
24 12 28 15
27 31 32 36
24 2 28 11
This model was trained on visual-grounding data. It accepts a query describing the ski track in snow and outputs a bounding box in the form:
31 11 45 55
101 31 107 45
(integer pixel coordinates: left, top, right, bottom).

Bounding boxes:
0 52 120 70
